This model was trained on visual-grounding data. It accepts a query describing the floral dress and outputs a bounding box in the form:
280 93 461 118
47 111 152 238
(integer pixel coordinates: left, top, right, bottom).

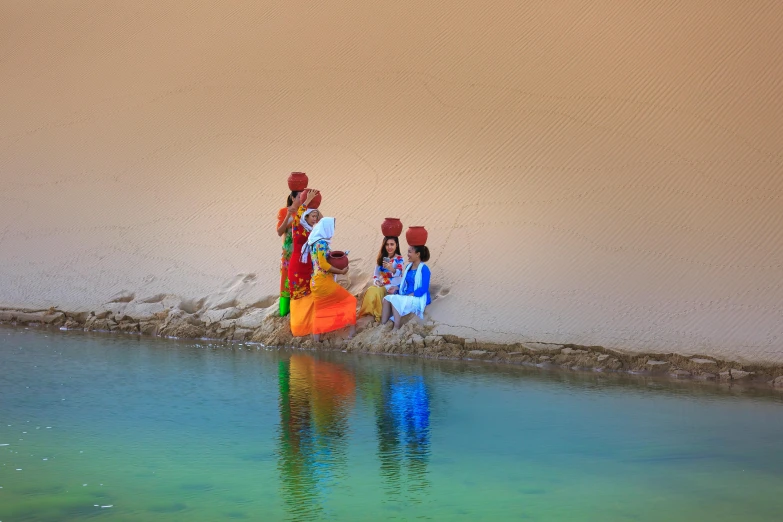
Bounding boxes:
359 254 405 321
288 205 314 300
310 239 332 288
374 254 405 289
277 208 293 315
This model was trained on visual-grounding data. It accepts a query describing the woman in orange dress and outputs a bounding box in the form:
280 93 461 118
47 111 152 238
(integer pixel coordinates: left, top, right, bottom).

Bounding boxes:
288 190 321 336
276 190 300 317
303 218 356 342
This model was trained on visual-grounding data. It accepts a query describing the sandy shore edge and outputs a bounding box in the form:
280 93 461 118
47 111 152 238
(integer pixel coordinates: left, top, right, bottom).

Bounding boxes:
3 305 782 390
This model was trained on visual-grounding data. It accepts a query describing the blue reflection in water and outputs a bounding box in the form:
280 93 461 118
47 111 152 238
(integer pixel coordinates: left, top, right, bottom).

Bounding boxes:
377 373 431 502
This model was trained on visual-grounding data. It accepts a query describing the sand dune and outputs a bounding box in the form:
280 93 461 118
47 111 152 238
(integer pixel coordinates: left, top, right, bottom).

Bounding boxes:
1 1 782 363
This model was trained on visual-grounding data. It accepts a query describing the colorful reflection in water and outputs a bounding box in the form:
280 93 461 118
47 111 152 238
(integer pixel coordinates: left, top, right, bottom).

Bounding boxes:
277 356 356 519
3 328 783 521
277 355 432 519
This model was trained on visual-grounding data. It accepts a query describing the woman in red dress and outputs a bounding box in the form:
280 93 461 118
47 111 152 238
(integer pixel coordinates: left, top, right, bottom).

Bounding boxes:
288 190 321 336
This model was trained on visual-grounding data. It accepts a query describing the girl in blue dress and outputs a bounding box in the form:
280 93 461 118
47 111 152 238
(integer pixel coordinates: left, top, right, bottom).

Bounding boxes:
381 245 431 330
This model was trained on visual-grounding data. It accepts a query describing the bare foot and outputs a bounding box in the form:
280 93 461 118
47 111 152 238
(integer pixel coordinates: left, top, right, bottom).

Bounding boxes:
347 325 356 339
313 334 321 343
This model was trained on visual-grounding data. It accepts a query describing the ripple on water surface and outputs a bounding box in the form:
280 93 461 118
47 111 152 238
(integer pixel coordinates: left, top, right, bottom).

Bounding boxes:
1 326 783 521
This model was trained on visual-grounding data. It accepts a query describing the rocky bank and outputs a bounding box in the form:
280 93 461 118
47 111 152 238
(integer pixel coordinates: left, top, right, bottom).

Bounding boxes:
2 294 783 390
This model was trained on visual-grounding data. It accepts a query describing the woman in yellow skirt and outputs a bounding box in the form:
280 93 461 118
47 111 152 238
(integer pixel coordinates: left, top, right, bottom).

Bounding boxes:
302 217 356 342
359 236 405 321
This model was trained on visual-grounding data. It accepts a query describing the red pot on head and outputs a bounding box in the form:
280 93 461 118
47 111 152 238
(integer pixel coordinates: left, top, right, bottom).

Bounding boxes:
300 188 322 209
288 172 308 191
327 251 349 270
406 226 428 246
381 218 403 237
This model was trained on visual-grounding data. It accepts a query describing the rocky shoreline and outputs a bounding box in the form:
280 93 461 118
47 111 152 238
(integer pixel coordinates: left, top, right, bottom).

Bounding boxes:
2 304 783 390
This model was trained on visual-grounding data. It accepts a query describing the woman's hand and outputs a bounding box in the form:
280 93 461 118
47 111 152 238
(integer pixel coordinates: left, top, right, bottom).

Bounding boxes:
332 266 349 275
387 286 399 294
304 189 319 205
373 279 383 287
382 261 394 271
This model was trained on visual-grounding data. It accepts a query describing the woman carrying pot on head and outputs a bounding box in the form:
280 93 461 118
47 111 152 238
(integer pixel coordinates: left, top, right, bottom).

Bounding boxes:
359 236 405 321
276 190 301 317
288 190 322 336
382 244 431 330
302 217 357 341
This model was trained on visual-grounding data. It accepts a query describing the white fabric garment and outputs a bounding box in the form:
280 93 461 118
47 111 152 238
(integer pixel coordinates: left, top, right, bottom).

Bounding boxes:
384 262 428 319
301 217 334 263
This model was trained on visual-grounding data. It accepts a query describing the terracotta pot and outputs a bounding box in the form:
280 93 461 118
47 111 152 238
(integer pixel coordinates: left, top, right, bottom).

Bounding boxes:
381 217 403 237
300 188 322 209
327 250 349 270
287 172 308 191
406 226 428 246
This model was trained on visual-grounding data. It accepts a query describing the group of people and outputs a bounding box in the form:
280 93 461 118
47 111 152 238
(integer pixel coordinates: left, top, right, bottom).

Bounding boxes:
277 187 432 341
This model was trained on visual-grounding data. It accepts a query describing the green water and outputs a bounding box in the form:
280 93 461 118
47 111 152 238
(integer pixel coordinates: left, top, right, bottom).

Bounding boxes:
1 327 782 521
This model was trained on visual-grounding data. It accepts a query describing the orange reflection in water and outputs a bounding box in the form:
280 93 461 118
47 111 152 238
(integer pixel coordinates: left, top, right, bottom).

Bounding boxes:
277 355 356 520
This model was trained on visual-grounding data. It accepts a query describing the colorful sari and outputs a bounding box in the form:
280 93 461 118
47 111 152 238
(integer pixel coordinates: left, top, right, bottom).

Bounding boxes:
277 208 293 316
310 238 357 335
288 205 316 336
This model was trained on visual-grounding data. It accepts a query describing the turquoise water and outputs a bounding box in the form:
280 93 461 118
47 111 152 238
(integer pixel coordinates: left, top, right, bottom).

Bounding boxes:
1 327 782 521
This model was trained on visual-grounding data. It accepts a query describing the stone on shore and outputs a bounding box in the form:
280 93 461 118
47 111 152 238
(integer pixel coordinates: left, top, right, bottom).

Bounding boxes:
424 335 443 347
646 360 670 372
522 342 564 351
729 369 752 380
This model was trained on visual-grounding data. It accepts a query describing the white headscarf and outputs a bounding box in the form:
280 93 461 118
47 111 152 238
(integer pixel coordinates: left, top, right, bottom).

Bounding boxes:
300 208 319 233
301 217 335 262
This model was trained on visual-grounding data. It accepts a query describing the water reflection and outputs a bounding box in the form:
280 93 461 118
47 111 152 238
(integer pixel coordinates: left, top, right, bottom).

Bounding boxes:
376 373 431 502
277 355 432 518
277 355 356 520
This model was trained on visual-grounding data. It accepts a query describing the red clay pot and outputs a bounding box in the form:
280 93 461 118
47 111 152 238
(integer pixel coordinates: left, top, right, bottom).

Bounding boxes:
406 226 428 246
327 251 349 270
381 217 403 237
300 188 322 209
287 172 308 191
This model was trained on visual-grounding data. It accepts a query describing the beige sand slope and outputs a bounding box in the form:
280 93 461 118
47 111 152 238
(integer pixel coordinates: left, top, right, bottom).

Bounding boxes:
1 1 782 363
